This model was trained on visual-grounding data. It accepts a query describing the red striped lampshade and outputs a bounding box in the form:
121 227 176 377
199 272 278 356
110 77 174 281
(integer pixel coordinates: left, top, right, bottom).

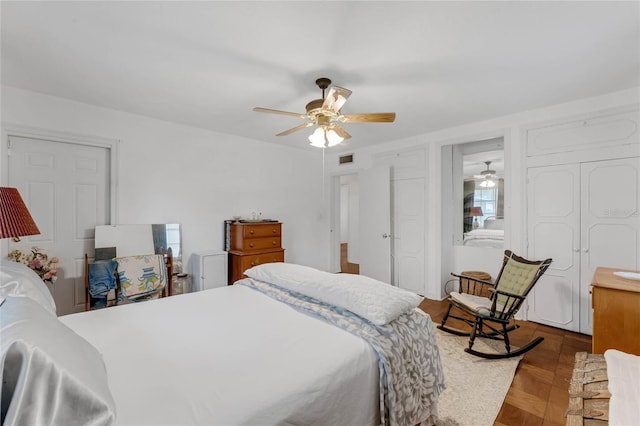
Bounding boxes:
469 206 484 217
0 187 41 239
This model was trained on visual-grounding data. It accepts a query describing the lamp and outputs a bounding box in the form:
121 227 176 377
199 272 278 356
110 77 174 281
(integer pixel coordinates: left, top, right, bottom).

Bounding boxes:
308 126 344 148
0 187 41 241
469 206 483 229
479 178 496 188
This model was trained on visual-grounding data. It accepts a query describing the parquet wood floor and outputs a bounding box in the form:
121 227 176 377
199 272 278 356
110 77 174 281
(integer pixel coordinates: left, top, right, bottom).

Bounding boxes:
418 298 592 426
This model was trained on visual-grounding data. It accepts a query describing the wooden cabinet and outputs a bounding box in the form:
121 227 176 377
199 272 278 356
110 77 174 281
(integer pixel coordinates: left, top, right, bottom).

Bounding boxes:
591 267 640 355
228 222 284 284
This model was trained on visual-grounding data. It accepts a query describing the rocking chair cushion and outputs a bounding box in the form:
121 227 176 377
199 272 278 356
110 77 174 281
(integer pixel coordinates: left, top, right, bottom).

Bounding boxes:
449 292 504 316
497 259 540 296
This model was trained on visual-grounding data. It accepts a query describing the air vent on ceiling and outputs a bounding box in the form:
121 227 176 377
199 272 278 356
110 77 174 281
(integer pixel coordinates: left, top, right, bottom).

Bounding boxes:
339 154 354 165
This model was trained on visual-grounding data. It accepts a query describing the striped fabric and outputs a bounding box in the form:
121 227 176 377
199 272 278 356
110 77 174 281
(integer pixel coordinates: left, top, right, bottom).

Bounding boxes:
0 187 40 239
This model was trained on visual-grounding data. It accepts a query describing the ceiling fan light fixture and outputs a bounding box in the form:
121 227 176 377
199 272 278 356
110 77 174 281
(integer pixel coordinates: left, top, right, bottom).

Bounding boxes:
479 178 496 188
308 126 344 148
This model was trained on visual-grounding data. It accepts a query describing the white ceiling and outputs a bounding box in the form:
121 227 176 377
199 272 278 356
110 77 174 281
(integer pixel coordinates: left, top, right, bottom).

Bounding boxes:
2 1 639 152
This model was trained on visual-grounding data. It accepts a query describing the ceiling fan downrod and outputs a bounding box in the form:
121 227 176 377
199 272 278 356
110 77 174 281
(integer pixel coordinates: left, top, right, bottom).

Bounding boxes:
315 77 331 99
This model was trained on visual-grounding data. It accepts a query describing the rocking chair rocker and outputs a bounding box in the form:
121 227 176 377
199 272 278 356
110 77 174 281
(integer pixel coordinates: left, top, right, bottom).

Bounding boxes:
438 250 552 359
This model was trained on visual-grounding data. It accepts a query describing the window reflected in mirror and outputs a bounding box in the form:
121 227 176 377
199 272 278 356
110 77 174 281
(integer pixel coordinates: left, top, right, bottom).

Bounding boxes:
460 140 504 248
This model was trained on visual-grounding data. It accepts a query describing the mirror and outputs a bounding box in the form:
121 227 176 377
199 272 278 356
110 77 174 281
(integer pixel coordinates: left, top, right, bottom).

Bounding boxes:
94 224 182 261
455 138 505 248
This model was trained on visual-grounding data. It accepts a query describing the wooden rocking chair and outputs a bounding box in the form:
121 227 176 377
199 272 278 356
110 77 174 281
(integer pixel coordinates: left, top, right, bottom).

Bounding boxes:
438 250 552 359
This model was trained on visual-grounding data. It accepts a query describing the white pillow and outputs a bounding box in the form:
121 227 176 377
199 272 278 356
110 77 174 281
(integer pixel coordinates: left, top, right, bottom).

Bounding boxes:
245 263 423 325
0 297 116 425
0 259 57 314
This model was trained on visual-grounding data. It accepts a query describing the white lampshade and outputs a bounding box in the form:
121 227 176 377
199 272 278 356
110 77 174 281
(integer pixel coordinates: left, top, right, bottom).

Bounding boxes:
308 127 344 148
480 178 496 188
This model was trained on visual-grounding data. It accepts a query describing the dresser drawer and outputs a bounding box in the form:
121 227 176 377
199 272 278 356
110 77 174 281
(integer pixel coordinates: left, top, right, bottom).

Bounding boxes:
239 223 281 238
239 250 285 271
230 223 282 250
236 236 281 252
229 249 285 284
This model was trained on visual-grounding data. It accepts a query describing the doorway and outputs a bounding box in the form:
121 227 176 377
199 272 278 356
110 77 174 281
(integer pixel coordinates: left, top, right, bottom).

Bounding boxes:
331 148 427 293
7 131 115 315
339 174 360 274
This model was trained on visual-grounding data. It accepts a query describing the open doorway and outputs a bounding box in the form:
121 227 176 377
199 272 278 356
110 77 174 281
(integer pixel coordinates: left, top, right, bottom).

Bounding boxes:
339 174 360 274
330 149 426 293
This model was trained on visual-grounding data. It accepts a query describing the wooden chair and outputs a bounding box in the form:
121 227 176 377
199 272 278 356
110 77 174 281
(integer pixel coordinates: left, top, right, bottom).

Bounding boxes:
438 249 552 359
84 248 173 310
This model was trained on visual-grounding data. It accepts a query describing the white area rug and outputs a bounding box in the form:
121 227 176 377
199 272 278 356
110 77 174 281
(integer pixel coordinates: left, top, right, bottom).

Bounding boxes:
434 327 522 426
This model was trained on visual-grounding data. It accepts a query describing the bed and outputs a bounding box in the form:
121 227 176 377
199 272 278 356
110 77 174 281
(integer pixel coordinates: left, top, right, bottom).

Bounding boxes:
463 217 504 248
1 260 445 426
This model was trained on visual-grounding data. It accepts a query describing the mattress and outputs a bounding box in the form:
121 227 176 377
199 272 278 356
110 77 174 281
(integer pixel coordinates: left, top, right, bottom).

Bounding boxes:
60 284 379 425
463 228 504 248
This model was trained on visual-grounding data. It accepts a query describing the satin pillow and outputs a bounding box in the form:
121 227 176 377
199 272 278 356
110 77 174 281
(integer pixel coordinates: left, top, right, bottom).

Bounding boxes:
0 259 56 315
0 297 116 425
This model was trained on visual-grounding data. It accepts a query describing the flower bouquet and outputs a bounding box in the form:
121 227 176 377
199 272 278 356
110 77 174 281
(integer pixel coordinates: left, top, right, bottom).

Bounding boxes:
8 247 60 283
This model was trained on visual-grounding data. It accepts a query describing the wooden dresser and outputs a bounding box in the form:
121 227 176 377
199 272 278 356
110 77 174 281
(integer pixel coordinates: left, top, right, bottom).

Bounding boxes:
228 221 284 284
591 267 640 355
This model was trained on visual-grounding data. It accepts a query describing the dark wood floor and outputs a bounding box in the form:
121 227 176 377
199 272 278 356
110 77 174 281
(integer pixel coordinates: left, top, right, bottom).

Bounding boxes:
419 298 592 426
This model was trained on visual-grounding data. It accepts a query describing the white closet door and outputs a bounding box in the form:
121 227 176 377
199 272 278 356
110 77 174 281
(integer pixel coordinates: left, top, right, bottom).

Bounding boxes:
392 177 425 294
579 157 640 333
527 164 581 332
359 164 391 283
528 157 640 334
8 136 111 315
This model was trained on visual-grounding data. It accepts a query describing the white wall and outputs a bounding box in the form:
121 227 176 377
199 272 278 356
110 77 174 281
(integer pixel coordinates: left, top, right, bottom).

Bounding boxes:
0 86 330 272
325 87 640 300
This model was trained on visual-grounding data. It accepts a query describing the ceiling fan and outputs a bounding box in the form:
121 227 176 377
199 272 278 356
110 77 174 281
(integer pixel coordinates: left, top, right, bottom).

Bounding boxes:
253 77 396 148
474 161 498 188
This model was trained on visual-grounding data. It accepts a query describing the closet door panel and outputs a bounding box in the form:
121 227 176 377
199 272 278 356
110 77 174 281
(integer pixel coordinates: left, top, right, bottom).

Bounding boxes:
527 165 581 331
580 157 640 333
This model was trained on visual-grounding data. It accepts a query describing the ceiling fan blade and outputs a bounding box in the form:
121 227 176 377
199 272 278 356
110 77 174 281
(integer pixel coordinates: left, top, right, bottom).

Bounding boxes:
322 86 352 112
276 122 314 136
331 124 352 140
339 112 396 123
253 107 307 119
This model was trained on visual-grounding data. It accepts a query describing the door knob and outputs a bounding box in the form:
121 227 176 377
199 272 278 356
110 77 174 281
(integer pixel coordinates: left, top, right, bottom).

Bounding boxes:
382 233 391 239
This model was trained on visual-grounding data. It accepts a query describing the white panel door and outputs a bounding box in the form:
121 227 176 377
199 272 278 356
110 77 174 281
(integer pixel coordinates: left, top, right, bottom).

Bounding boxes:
527 157 640 334
579 157 640 333
8 136 110 315
359 164 391 283
392 177 425 294
527 164 581 331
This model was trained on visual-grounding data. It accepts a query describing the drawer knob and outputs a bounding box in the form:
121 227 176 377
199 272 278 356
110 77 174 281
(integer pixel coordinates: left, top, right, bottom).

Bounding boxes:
272 229 276 233
272 241 276 245
249 243 254 248
250 230 255 234
250 261 256 266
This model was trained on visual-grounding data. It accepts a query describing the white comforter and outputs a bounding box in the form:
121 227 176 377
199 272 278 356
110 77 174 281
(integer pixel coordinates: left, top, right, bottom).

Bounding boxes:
60 284 379 425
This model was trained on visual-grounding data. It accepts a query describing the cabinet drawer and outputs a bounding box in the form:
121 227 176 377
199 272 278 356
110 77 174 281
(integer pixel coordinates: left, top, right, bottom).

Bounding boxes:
230 223 282 250
239 250 285 271
238 223 281 238
235 236 281 252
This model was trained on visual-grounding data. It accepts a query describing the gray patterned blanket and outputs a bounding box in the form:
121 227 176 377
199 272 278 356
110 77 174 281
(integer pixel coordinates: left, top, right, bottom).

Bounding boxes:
239 278 446 426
